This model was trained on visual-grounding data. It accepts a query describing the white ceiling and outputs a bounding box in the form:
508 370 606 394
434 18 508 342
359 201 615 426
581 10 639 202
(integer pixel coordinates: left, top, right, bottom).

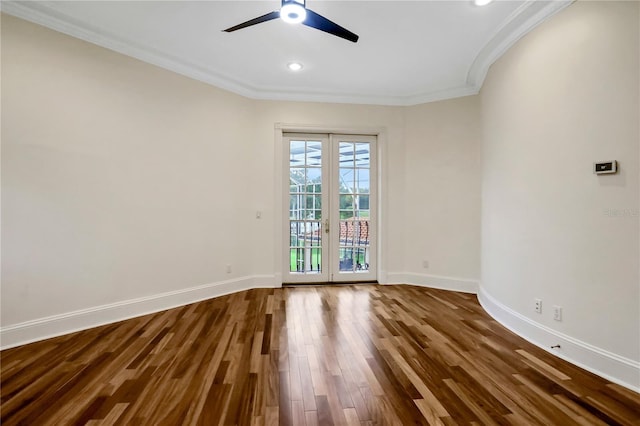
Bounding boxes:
1 1 571 105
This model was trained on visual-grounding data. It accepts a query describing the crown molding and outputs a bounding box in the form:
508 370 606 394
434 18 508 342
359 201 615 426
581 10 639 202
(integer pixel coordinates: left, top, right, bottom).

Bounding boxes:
467 0 574 92
1 0 572 106
0 0 260 98
247 83 480 106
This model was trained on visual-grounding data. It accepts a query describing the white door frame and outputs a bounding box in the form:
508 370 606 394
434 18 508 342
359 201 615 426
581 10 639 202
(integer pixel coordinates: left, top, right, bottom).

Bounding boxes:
273 123 388 285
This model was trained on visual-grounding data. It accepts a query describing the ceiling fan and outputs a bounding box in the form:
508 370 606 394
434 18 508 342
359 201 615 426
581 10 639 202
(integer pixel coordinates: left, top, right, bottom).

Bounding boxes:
223 0 359 43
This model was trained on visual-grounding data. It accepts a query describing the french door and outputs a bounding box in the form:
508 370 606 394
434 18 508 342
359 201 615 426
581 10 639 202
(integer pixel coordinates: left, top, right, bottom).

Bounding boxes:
283 133 377 283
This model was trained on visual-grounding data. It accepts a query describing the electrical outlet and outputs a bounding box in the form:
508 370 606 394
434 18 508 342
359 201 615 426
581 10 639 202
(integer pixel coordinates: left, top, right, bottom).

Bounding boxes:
226 264 232 274
422 260 429 269
553 305 562 321
534 298 542 314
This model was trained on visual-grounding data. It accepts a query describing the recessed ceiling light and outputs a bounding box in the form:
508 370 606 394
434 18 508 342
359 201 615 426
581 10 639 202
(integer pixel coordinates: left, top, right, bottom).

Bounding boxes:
287 62 303 71
280 2 307 24
474 0 493 5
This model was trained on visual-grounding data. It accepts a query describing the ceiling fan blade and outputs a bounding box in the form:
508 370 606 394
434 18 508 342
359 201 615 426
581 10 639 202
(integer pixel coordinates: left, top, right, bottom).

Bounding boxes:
223 10 280 32
303 9 359 43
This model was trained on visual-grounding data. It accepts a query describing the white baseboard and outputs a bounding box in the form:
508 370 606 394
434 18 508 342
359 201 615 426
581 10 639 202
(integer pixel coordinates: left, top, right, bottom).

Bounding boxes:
0 275 277 350
385 272 478 294
478 285 640 393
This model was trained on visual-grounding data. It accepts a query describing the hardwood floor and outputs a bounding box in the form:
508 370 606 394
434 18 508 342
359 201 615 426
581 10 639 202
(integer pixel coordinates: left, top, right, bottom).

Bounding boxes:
2 284 639 425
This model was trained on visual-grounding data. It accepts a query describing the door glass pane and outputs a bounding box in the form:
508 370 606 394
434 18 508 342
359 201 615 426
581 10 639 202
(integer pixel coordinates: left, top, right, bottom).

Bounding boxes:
339 143 354 168
290 169 304 190
291 248 302 271
311 248 322 271
339 168 355 194
355 248 369 271
340 210 354 220
357 195 369 210
339 248 353 272
290 195 303 219
357 210 370 219
290 141 305 167
355 143 370 168
339 194 354 210
356 169 370 194
339 140 371 274
307 141 322 166
307 168 321 191
290 223 298 246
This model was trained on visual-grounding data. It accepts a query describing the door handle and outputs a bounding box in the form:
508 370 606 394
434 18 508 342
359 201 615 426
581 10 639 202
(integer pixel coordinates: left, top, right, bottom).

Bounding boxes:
324 218 330 234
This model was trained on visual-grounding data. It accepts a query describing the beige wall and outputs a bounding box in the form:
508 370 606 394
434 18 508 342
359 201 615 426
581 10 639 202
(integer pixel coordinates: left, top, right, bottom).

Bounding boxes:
1 14 482 329
404 98 481 280
481 0 639 363
1 14 257 324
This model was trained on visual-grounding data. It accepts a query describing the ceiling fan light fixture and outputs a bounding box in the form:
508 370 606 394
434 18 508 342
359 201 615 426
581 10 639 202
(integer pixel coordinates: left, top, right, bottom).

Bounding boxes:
224 0 358 43
280 2 307 24
474 0 493 6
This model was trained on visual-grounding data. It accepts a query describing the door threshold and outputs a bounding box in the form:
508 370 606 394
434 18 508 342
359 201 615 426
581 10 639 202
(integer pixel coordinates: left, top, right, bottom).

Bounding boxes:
282 280 378 287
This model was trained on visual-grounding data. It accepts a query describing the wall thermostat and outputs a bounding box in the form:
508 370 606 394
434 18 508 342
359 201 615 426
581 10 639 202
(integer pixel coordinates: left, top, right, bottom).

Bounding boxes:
593 160 617 175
